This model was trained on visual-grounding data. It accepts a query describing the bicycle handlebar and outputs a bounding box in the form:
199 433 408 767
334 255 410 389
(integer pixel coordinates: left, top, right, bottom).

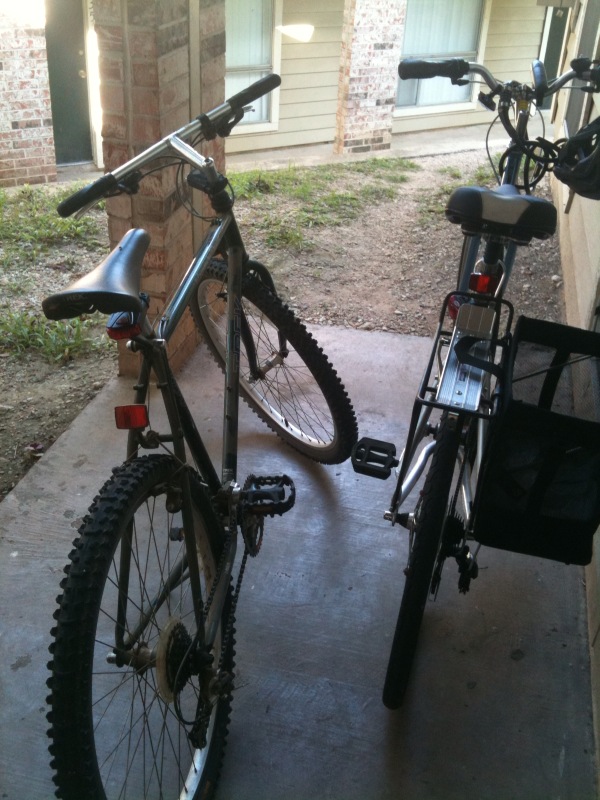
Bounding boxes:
57 173 120 218
398 58 470 82
531 59 548 106
57 73 282 218
225 73 281 113
398 58 501 92
397 56 599 146
398 56 599 99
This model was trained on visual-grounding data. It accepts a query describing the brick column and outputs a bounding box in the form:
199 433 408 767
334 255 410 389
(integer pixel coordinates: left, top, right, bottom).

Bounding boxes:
0 9 57 187
335 0 406 154
93 0 225 374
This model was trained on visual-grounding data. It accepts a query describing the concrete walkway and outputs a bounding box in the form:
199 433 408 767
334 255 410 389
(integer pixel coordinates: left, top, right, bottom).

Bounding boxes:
0 326 596 799
225 115 550 172
226 124 500 172
58 115 550 182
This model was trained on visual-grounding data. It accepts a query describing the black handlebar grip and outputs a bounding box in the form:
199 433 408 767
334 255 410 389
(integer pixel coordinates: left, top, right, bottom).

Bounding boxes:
57 173 120 218
531 59 548 105
398 58 470 81
227 74 282 113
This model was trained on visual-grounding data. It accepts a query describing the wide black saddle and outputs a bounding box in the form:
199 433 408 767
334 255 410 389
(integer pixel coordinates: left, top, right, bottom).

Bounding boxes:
42 228 150 321
445 184 557 244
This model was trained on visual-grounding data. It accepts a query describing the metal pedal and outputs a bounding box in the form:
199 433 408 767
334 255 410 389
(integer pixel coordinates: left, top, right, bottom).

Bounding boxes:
351 437 398 480
241 474 295 517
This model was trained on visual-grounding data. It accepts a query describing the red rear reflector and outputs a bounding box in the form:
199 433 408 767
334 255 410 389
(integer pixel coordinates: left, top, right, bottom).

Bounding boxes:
107 323 142 341
448 294 467 321
468 272 500 294
114 405 149 430
106 311 143 341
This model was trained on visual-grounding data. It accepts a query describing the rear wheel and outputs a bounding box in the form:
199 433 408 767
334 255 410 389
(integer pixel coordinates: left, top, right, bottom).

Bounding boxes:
47 455 233 800
190 259 357 464
382 414 462 709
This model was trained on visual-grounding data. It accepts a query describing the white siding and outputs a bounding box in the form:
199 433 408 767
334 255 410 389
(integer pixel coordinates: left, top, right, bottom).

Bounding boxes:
225 0 550 152
225 0 344 154
485 0 546 80
549 0 600 765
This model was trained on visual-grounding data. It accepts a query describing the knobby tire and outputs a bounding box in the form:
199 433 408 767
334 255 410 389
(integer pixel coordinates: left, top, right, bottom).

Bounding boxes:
47 455 233 800
190 259 357 464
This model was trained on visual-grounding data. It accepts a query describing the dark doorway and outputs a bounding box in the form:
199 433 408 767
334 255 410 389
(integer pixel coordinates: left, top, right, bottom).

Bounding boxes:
540 8 569 109
564 0 600 135
45 0 93 164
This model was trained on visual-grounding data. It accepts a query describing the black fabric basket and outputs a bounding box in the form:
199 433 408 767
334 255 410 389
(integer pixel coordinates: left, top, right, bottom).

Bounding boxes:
472 316 600 565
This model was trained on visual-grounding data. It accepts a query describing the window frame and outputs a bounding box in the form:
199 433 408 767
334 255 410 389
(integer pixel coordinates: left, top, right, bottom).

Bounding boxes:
225 0 283 136
394 0 491 119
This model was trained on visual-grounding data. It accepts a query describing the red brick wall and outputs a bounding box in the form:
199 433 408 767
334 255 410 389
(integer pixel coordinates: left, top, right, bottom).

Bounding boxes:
93 0 225 374
335 0 406 154
0 11 57 187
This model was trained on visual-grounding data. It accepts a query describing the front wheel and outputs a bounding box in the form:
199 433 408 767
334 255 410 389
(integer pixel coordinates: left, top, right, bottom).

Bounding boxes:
382 414 462 709
190 259 358 464
47 455 234 800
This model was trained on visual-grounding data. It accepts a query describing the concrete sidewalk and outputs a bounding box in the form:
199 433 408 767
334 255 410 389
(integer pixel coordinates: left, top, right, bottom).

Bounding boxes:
0 326 596 799
58 114 550 182
225 115 550 172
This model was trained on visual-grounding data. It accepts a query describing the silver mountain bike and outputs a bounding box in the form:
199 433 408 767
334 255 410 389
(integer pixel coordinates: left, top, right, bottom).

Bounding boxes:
44 74 358 800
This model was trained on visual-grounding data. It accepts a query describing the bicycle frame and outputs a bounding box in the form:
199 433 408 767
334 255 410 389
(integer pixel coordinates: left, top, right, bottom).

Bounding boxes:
104 114 311 653
64 144 247 669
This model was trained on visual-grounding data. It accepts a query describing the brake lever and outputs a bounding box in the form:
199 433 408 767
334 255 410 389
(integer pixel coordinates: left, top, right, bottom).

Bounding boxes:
113 171 143 196
478 90 497 112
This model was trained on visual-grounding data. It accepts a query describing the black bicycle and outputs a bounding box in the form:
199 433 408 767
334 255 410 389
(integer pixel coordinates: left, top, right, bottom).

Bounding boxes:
352 56 600 710
44 74 357 800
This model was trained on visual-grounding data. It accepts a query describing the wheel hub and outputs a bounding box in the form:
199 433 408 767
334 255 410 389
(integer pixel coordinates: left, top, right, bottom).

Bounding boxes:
156 618 193 702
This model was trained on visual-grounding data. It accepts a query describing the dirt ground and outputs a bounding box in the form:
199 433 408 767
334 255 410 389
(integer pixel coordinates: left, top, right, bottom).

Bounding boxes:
0 150 564 500
236 151 564 335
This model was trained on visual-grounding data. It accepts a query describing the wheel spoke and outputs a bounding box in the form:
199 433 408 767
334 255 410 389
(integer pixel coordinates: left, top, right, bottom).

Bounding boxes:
191 262 357 463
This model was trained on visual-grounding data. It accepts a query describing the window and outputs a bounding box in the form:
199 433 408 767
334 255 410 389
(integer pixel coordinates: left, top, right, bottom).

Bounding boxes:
397 0 485 109
225 0 275 125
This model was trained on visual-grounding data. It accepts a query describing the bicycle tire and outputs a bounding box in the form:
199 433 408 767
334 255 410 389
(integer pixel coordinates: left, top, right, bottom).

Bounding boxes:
382 414 462 710
47 455 234 800
190 259 357 464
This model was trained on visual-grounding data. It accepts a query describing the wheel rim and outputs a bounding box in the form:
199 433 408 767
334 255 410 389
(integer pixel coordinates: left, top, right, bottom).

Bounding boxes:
90 483 222 798
197 277 339 452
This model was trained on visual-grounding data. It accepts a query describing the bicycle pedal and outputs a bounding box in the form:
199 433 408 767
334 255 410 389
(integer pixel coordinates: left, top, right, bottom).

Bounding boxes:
351 437 398 480
241 474 295 517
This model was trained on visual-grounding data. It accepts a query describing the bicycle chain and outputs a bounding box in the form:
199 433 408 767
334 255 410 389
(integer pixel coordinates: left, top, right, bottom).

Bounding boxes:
185 476 295 742
186 522 247 747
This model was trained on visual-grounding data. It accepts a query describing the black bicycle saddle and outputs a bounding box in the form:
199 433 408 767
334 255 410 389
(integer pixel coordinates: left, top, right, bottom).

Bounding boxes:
445 184 557 243
42 228 150 321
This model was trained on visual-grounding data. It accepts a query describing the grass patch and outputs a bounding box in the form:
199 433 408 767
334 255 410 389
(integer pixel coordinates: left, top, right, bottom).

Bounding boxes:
472 156 501 186
417 155 503 225
418 179 461 223
228 157 420 250
0 184 103 269
0 310 112 364
439 165 463 181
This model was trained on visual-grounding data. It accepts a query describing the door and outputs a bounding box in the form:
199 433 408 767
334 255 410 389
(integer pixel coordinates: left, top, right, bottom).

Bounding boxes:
45 0 93 164
540 8 569 110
